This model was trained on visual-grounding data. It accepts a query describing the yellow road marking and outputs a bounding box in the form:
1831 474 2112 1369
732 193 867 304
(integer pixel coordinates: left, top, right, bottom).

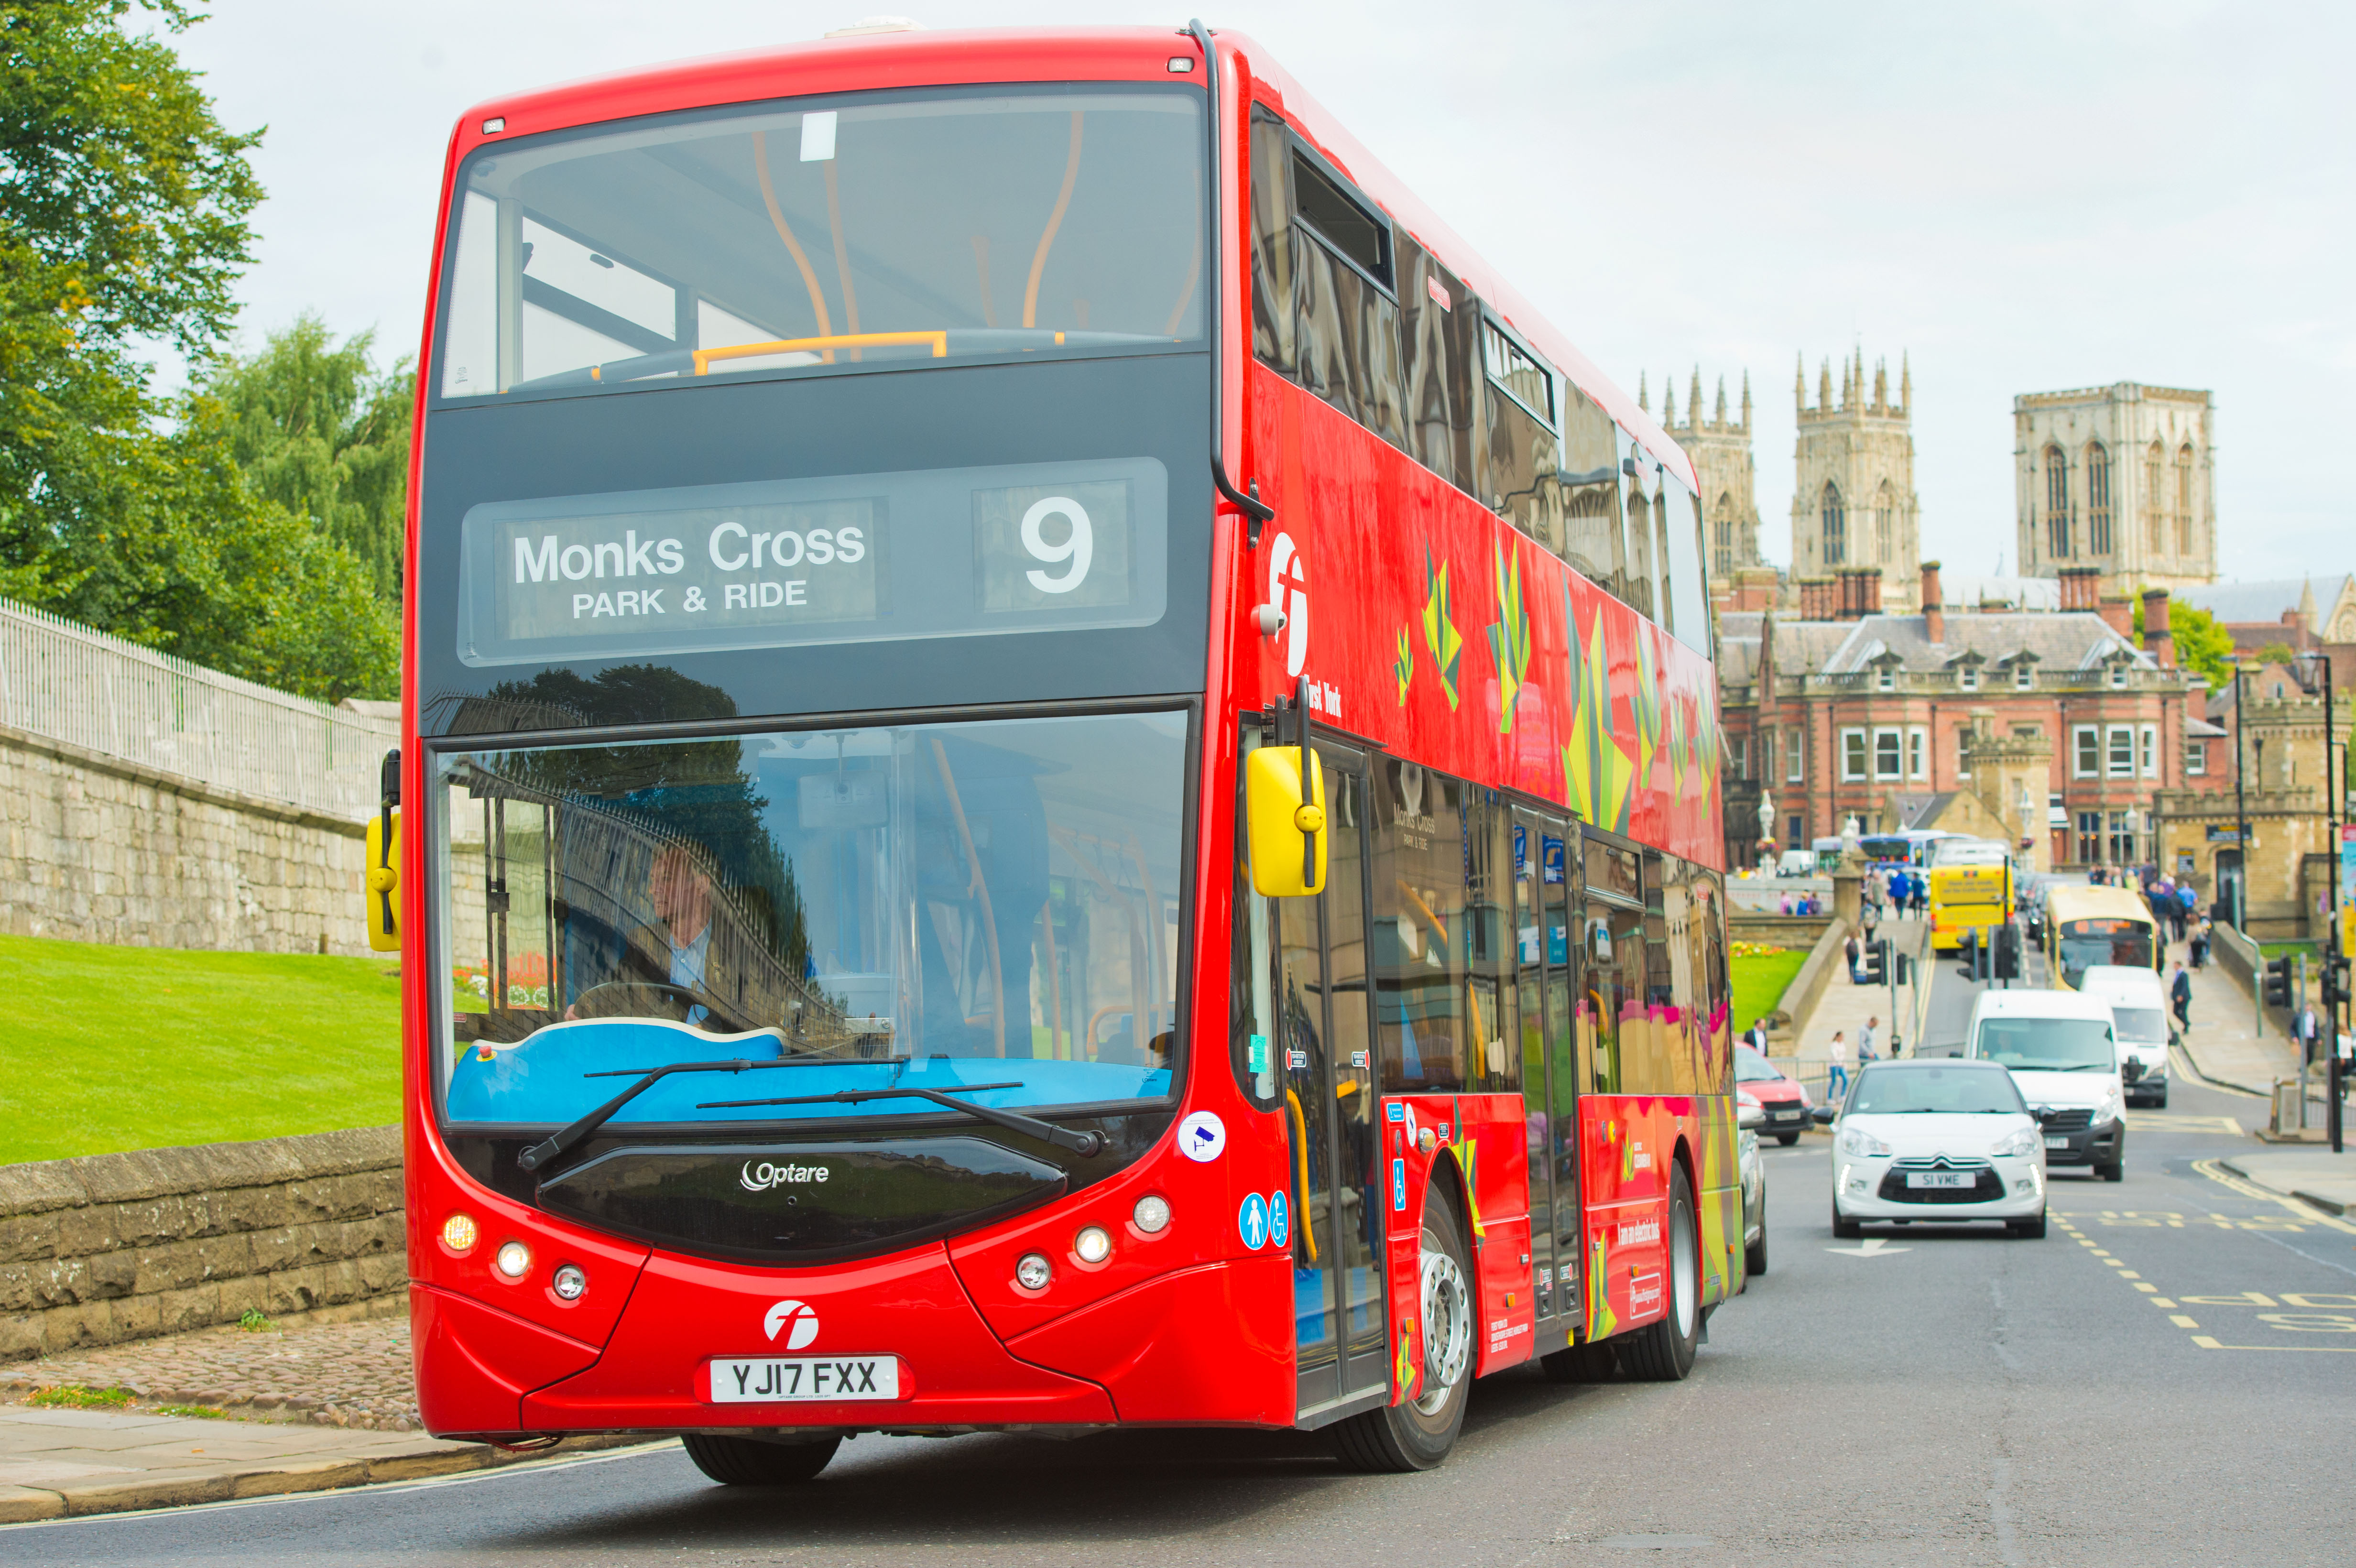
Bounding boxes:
2191 1337 2356 1353
2170 1316 2200 1328
2133 1283 2158 1292
2192 1159 2356 1236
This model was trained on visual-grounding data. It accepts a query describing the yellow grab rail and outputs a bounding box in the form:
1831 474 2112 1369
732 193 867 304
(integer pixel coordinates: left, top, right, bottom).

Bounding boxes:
693 332 947 373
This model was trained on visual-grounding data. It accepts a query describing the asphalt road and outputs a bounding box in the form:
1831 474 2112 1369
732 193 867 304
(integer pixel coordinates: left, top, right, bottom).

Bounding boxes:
15 961 2356 1566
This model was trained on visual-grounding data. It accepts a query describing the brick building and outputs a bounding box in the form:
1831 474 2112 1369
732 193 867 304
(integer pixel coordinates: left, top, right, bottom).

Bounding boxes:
1719 562 2220 874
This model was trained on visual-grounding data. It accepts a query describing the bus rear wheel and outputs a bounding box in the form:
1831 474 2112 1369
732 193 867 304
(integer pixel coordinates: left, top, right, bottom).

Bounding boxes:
681 1432 840 1486
1618 1166 1700 1382
1330 1197 1473 1472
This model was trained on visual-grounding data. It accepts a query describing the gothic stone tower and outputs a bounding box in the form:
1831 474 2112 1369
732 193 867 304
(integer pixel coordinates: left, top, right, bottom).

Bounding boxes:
1790 348 1922 612
1645 367 1762 589
2014 383 2217 596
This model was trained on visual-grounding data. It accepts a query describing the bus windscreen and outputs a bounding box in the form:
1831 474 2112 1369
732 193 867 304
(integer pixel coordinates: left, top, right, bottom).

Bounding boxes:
2058 918 2155 986
434 708 1189 1129
436 87 1204 400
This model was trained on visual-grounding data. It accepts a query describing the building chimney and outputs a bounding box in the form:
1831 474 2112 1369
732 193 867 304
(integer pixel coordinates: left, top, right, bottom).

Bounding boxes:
1922 560 1945 643
2097 593 2134 640
1859 566 1883 617
2058 565 2102 612
2142 587 2175 668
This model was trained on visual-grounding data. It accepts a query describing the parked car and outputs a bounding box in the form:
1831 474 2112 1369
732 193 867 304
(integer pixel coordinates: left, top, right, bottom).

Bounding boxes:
1963 988 2127 1181
2078 964 2172 1108
1735 1044 1812 1145
1812 1059 2049 1238
1736 1091 1768 1277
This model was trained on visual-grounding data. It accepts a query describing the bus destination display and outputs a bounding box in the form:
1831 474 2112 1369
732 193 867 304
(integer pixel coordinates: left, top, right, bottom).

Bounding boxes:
457 457 1165 666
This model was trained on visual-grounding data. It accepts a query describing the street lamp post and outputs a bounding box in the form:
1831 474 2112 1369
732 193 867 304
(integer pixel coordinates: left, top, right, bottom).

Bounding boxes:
2297 650 2341 1153
2232 660 2250 933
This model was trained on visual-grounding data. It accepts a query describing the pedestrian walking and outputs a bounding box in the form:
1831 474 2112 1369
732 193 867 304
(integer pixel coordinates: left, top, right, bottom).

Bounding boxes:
1910 872 1928 918
2190 917 2210 970
2170 961 2192 1033
1827 1030 1850 1099
1859 1015 1880 1065
2296 1001 2322 1063
1845 931 1863 983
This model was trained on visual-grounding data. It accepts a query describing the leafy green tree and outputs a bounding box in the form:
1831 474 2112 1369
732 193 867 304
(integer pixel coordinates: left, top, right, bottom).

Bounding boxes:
2134 595 2236 689
205 314 412 600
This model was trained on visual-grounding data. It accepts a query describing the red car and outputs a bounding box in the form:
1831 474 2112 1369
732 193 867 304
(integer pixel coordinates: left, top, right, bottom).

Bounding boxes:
1736 1045 1813 1145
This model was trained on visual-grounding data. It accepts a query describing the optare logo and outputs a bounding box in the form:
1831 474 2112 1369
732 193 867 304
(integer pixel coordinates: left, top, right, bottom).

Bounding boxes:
741 1159 831 1192
764 1299 819 1350
1266 532 1308 677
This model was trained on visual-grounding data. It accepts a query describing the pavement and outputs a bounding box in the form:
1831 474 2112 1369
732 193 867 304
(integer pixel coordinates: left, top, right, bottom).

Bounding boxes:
2170 945 2306 1100
1779 906 1932 1096
0 1310 647 1521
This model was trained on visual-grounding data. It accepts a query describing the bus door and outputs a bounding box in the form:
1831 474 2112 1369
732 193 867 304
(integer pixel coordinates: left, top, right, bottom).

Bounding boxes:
1275 739 1389 1419
1512 806 1581 1349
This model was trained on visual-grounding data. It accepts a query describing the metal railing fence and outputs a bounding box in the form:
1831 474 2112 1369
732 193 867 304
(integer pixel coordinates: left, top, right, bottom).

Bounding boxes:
0 597 396 820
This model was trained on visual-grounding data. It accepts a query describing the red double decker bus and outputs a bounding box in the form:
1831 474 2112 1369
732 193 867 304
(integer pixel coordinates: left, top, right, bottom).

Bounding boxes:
381 20 1737 1480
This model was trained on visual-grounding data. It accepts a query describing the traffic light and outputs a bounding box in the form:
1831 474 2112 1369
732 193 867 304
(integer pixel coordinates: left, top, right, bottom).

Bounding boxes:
2264 956 2293 1008
1993 924 2022 981
2323 955 2352 1012
1863 938 1887 986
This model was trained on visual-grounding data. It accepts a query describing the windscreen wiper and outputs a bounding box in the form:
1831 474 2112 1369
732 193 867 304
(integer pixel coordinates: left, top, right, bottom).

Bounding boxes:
507 329 1177 392
699 1082 1107 1158
517 1055 909 1176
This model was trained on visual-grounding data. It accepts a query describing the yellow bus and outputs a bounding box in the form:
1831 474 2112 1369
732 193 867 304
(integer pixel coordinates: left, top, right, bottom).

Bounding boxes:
2044 883 2164 990
1928 860 2012 952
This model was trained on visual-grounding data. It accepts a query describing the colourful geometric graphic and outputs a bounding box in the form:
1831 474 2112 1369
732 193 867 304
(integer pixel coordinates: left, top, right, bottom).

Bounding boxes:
1395 626 1415 707
1560 587 1634 833
1422 549 1463 710
1586 1232 1617 1341
1486 542 1533 735
1631 630 1663 792
1451 1133 1486 1239
1395 1318 1419 1402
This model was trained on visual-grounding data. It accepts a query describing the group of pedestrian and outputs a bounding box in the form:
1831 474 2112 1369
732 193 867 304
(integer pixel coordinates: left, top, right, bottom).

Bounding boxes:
1824 1013 1888 1098
1883 866 1927 918
1778 891 1824 915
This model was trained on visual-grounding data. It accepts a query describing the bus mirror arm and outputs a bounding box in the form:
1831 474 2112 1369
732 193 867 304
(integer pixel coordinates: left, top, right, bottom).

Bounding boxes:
1215 464 1274 549
1184 18 1275 551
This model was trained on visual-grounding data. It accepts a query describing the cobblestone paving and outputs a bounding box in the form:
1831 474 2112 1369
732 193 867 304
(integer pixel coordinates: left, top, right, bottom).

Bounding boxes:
0 1313 420 1431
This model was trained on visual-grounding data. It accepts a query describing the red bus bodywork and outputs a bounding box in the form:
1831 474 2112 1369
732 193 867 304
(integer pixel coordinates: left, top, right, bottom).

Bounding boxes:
399 25 1734 1446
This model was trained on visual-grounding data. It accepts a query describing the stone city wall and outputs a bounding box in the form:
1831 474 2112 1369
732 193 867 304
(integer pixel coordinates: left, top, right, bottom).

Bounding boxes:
0 1127 404 1363
0 721 375 955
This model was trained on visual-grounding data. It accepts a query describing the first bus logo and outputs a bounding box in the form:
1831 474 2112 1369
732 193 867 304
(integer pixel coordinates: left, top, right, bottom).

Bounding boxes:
764 1299 819 1350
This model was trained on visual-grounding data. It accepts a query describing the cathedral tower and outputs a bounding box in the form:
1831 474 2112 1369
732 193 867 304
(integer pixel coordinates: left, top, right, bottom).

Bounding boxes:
1646 367 1762 592
1790 348 1922 612
2013 382 2216 595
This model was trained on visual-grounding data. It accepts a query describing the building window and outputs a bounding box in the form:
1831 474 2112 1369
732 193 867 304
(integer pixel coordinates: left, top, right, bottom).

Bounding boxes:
2045 445 2070 558
2077 810 2102 865
2086 442 2112 556
1877 664 1895 692
2015 663 2034 690
1731 732 1751 780
2109 663 2128 689
2146 441 2166 554
2185 738 2207 775
1822 481 1846 566
2074 725 2100 778
2139 723 2158 778
1788 814 1804 849
2176 444 2196 558
2108 810 2137 866
2107 725 2135 777
1908 726 1928 779
1959 664 1979 691
1786 730 1803 784
1956 725 1974 779
1842 728 1867 782
1874 729 1903 780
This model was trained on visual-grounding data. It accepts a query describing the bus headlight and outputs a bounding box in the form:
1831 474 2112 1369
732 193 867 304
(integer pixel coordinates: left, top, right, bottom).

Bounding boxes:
1016 1252 1052 1290
551 1264 587 1301
1074 1225 1113 1264
1132 1194 1172 1234
494 1240 532 1280
440 1213 479 1254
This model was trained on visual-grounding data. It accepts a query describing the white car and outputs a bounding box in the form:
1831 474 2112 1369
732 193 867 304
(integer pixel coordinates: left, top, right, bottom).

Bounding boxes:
1736 1092 1768 1277
1963 988 2128 1180
1818 1060 2048 1238
2078 964 2172 1108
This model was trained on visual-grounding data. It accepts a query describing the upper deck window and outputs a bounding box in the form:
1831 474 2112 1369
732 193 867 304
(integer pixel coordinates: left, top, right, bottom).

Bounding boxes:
436 87 1203 402
1291 149 1391 290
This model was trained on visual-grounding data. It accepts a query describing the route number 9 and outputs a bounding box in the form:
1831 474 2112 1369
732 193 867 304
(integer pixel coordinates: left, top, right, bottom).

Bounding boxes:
1021 497 1091 595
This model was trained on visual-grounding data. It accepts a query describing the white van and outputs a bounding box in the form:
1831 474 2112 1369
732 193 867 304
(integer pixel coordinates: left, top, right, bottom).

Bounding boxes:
1963 989 2127 1181
2078 965 2172 1109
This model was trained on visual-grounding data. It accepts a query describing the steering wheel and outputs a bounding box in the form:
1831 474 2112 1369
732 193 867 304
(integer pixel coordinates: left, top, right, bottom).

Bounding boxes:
568 980 710 1021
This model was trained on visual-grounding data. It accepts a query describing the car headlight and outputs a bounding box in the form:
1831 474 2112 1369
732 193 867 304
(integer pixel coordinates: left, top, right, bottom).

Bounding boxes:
2096 1089 2124 1123
1990 1127 2041 1159
1838 1126 1892 1158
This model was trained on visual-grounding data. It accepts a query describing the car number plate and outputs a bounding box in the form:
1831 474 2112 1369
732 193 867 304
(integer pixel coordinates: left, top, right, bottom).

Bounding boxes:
708 1356 899 1404
2044 1135 2070 1149
1904 1171 1975 1189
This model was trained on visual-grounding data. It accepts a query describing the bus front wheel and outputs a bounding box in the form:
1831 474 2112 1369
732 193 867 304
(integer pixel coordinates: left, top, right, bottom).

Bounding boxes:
681 1432 840 1486
1330 1198 1473 1472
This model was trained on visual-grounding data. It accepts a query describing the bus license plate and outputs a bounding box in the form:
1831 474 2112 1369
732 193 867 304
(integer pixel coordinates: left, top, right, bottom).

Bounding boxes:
708 1356 900 1403
1904 1172 1974 1189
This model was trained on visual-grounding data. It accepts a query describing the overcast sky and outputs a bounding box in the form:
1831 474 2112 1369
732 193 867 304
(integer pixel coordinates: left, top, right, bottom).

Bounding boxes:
166 0 2352 584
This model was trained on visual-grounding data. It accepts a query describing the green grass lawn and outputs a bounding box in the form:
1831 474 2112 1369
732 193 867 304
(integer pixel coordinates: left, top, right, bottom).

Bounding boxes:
1731 948 1809 1036
0 933 401 1166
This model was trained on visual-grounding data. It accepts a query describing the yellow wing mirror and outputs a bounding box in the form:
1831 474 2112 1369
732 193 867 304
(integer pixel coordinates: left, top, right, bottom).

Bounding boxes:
1246 744 1326 897
366 749 401 953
